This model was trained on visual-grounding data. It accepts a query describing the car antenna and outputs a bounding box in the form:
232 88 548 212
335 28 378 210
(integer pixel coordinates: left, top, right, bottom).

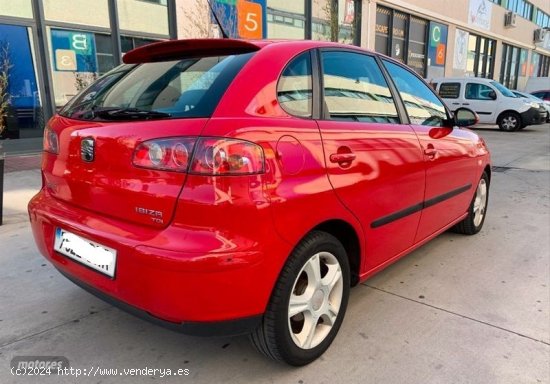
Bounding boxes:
206 0 229 39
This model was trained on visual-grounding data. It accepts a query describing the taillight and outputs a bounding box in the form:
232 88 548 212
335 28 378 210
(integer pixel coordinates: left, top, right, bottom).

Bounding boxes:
190 138 264 175
132 137 264 175
133 138 195 172
43 126 59 154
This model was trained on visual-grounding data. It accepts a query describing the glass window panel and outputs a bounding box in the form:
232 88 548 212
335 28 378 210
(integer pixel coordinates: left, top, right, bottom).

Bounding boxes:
312 0 334 41
375 6 390 56
408 17 427 77
277 52 312 117
338 0 355 44
0 24 44 141
383 60 447 126
321 51 399 124
391 11 407 63
439 83 461 99
465 83 494 100
121 36 134 53
94 34 112 55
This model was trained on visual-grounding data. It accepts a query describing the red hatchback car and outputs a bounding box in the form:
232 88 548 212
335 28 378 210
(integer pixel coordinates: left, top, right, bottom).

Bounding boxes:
29 39 491 365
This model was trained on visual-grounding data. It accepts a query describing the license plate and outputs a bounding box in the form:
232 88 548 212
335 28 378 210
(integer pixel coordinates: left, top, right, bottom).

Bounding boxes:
54 228 117 277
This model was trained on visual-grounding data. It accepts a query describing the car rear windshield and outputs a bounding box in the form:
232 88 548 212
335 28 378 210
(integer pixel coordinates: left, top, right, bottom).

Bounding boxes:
60 53 255 121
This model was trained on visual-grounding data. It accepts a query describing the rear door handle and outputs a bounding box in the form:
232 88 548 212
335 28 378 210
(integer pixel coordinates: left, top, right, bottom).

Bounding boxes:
452 102 460 105
462 103 470 106
330 153 356 163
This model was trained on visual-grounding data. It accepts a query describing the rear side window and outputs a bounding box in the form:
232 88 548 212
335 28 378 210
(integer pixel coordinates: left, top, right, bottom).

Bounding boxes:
277 52 313 118
439 83 461 99
465 83 494 100
321 51 399 124
60 53 255 121
382 60 447 126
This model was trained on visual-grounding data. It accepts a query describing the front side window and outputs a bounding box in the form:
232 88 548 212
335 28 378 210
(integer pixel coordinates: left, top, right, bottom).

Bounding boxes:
382 60 447 126
321 51 399 124
60 53 254 121
277 52 312 118
465 83 495 100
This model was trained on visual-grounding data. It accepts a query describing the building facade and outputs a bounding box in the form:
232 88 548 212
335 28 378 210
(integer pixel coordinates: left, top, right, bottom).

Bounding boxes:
1 0 549 154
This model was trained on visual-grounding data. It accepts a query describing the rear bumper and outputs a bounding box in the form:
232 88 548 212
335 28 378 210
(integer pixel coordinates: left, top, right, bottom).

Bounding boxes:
28 189 286 334
520 107 547 126
59 268 261 336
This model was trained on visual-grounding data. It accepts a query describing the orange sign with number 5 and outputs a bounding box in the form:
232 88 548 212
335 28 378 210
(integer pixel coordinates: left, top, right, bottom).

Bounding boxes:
237 0 263 39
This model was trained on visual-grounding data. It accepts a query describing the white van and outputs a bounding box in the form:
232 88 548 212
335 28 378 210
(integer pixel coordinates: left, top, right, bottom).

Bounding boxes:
431 77 546 131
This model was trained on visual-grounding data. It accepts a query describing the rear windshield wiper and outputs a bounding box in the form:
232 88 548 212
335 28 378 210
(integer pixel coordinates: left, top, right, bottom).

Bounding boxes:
92 107 171 120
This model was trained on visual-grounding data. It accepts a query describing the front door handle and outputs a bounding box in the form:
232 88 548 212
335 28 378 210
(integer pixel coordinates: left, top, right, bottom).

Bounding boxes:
462 103 470 106
424 144 437 159
330 153 356 163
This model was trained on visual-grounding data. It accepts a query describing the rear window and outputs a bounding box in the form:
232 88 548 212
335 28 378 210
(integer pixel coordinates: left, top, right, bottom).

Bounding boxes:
60 53 255 121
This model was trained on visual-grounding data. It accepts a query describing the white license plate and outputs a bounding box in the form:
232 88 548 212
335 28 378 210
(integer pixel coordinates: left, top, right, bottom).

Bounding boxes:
54 228 117 277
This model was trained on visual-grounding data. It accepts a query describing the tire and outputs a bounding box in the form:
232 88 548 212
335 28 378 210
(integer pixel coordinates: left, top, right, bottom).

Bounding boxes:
497 112 521 132
453 172 489 235
250 231 350 366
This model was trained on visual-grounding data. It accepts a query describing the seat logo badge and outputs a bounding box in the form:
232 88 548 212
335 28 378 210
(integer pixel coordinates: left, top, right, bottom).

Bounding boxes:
81 137 95 162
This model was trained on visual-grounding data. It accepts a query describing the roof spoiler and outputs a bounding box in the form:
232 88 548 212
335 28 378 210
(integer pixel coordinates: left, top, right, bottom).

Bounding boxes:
123 39 261 64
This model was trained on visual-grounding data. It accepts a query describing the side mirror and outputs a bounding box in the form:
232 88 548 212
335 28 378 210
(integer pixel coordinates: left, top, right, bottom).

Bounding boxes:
488 91 497 100
454 108 479 127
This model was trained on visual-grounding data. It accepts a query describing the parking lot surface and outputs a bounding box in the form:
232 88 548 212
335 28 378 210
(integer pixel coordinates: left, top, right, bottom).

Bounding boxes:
0 124 549 384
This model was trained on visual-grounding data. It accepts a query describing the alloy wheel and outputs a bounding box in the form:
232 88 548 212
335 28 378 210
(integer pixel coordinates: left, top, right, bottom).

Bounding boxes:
501 116 518 131
288 252 343 349
473 178 488 227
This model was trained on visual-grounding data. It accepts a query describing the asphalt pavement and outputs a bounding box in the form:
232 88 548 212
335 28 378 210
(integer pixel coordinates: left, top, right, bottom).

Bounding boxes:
0 124 548 384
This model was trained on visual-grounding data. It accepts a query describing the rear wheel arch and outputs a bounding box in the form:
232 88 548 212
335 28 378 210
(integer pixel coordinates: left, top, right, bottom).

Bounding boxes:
311 220 361 286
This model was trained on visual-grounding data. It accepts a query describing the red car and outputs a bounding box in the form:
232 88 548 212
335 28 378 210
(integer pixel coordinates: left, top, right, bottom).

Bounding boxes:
28 39 490 366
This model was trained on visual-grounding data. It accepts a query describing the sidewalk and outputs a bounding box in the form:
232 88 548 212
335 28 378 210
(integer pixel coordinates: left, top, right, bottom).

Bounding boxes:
1 161 41 226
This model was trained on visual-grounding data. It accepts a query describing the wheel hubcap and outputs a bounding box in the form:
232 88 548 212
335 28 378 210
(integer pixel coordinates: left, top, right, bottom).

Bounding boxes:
288 252 343 350
502 116 517 130
473 178 487 227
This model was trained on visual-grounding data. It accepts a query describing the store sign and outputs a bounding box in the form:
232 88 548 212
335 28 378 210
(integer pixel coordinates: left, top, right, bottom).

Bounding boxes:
428 22 447 67
453 29 469 70
237 0 263 38
468 0 492 30
51 29 97 72
212 0 266 39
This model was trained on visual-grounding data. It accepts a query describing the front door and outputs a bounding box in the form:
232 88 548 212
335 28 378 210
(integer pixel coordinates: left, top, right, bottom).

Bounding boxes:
462 82 497 124
316 50 426 272
382 59 478 242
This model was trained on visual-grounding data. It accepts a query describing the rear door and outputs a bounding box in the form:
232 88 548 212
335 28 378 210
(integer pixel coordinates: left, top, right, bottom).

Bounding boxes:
381 59 478 242
438 81 463 112
316 50 426 271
